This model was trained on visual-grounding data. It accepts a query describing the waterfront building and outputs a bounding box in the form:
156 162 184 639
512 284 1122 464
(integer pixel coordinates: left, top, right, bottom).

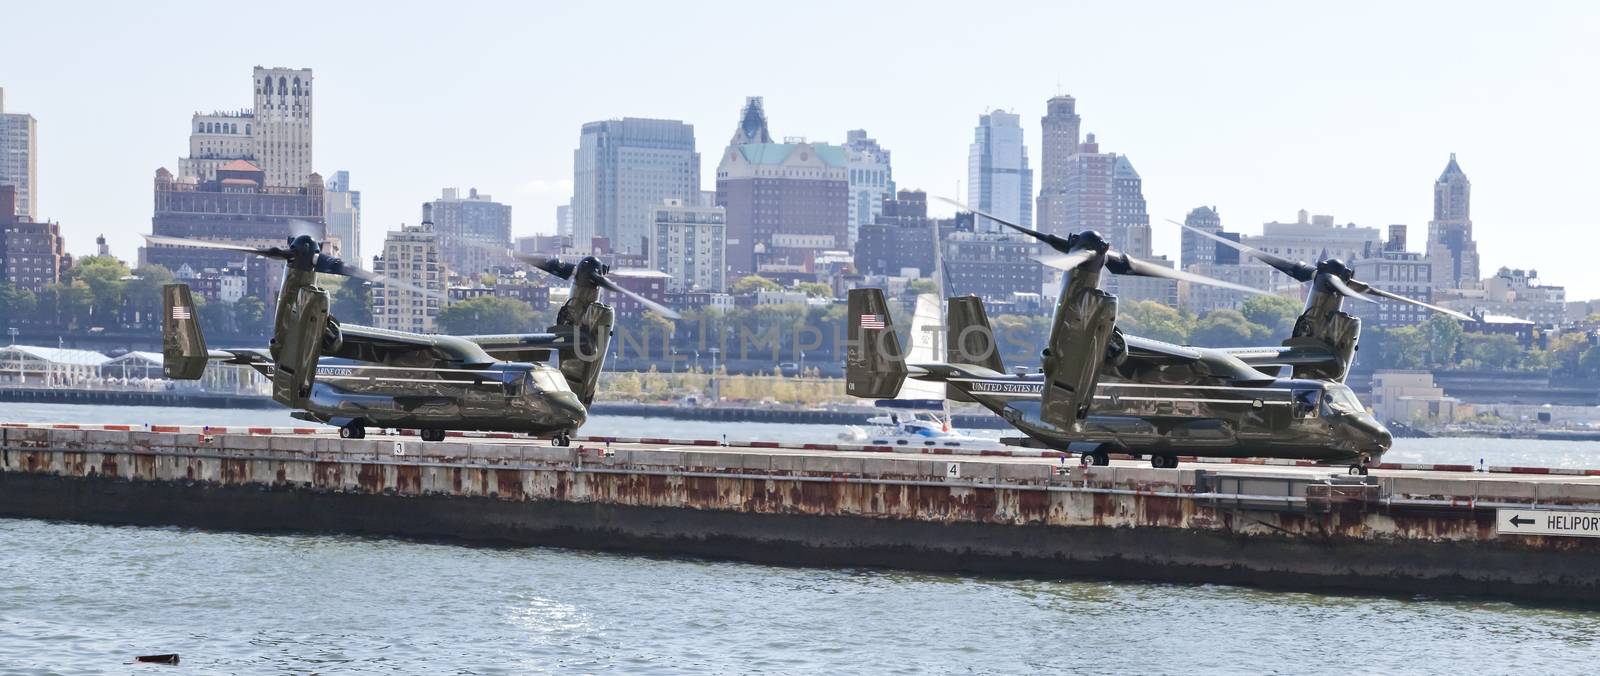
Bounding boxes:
429 187 511 281
1035 95 1082 237
651 198 726 293
1427 154 1480 291
0 186 67 293
371 208 447 333
1348 225 1434 330
854 190 941 278
1242 210 1383 268
844 129 894 248
0 87 38 220
1181 206 1224 270
715 97 848 276
179 110 254 181
141 162 325 303
324 170 361 265
966 109 1032 233
571 118 699 257
1442 267 1568 327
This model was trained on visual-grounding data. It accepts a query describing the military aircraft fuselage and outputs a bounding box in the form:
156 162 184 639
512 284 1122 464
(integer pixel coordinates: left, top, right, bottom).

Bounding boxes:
932 368 1391 462
248 357 586 434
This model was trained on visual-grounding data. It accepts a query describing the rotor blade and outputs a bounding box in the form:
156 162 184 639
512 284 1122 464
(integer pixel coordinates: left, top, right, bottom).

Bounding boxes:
1035 250 1095 271
1106 252 1274 296
1164 219 1316 282
329 260 447 301
935 196 1065 249
1322 274 1376 303
142 234 287 258
1353 282 1474 321
508 253 576 280
594 275 681 320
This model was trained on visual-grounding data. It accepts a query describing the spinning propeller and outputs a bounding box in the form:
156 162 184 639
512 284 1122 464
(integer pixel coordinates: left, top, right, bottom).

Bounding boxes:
508 252 681 320
1168 220 1474 321
936 197 1272 297
142 232 444 300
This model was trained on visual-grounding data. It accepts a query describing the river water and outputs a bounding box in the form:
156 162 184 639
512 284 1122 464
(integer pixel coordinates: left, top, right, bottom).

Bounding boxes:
4 403 1600 673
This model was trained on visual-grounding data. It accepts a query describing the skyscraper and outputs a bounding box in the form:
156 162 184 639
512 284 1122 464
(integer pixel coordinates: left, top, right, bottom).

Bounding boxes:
251 67 314 189
571 118 699 257
1181 206 1223 270
1036 95 1082 237
429 188 512 280
180 110 254 181
715 97 848 275
325 170 361 263
844 129 894 248
1427 153 1480 290
967 109 1032 233
0 87 38 220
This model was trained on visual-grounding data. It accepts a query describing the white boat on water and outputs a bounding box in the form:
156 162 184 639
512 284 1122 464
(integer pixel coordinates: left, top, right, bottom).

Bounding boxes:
838 294 997 450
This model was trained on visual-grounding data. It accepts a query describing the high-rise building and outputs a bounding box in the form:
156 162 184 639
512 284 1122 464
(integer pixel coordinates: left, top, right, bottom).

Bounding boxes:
855 190 940 279
1350 225 1434 329
844 129 894 248
1181 206 1224 270
967 109 1032 233
0 185 67 293
1036 95 1082 237
372 207 447 333
429 188 511 281
1426 153 1480 291
180 110 254 181
715 97 848 276
555 204 572 238
1049 133 1169 305
0 87 38 220
141 163 325 304
251 67 314 189
325 170 361 263
651 198 726 293
1243 210 1383 266
571 118 699 257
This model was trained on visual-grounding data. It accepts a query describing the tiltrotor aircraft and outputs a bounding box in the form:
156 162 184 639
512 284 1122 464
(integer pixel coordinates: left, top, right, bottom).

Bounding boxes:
152 231 675 443
846 200 1468 473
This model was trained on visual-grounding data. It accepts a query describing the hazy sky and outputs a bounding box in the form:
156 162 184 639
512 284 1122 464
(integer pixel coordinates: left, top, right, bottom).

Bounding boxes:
3 1 1597 296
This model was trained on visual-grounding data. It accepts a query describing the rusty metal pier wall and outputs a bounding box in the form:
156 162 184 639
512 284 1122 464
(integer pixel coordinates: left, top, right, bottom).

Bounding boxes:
4 426 1600 603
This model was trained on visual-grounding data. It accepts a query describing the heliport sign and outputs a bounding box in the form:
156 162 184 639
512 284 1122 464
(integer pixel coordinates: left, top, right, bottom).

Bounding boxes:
1497 508 1600 538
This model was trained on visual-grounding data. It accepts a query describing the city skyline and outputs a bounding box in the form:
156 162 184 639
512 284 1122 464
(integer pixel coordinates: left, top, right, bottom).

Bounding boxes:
0 2 1596 296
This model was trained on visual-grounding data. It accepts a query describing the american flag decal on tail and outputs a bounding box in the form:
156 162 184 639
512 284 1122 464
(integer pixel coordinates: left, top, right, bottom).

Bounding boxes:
171 306 192 320
860 314 885 330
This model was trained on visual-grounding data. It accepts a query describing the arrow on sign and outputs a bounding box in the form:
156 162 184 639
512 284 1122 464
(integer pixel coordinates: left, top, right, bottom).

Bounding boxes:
1510 515 1535 527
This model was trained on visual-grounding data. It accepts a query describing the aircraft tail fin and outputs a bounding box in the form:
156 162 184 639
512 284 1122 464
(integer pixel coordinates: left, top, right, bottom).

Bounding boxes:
161 284 208 380
846 288 907 399
945 295 1004 403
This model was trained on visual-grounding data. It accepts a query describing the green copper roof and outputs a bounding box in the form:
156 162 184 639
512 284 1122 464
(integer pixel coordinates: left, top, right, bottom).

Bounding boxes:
736 143 847 167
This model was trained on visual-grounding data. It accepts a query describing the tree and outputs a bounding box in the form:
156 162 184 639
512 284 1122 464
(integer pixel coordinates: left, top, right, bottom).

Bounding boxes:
1118 301 1191 345
0 283 37 328
1240 294 1301 337
65 256 130 325
1363 326 1426 370
1421 314 1465 367
232 296 268 336
732 275 781 294
905 279 940 297
1460 333 1523 370
1189 309 1262 347
796 282 834 299
436 296 537 335
328 278 373 325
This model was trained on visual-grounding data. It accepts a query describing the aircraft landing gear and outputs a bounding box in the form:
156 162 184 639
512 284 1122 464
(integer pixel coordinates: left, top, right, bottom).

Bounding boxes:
1150 454 1179 469
553 433 571 447
1348 454 1372 476
338 423 366 440
1080 447 1111 467
419 429 446 442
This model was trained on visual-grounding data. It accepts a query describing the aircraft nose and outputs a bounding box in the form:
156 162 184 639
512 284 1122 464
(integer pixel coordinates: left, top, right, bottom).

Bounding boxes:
553 392 587 428
1348 416 1392 454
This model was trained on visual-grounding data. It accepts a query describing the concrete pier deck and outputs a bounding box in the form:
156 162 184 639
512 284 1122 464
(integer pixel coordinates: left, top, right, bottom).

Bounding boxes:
5 423 1600 604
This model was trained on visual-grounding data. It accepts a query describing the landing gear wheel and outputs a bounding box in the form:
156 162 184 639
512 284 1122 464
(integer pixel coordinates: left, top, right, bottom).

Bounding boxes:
553 433 571 447
1084 448 1111 466
1151 454 1178 469
339 423 366 440
419 429 446 442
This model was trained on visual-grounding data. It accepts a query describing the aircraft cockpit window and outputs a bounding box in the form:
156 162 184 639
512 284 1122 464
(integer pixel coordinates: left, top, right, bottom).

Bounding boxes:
529 369 567 392
1292 389 1321 419
1324 385 1365 414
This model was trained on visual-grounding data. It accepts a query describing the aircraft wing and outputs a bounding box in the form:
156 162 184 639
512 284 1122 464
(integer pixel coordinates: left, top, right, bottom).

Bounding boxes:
461 331 574 363
332 325 498 365
1121 334 1278 384
1219 339 1338 369
1121 335 1203 363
